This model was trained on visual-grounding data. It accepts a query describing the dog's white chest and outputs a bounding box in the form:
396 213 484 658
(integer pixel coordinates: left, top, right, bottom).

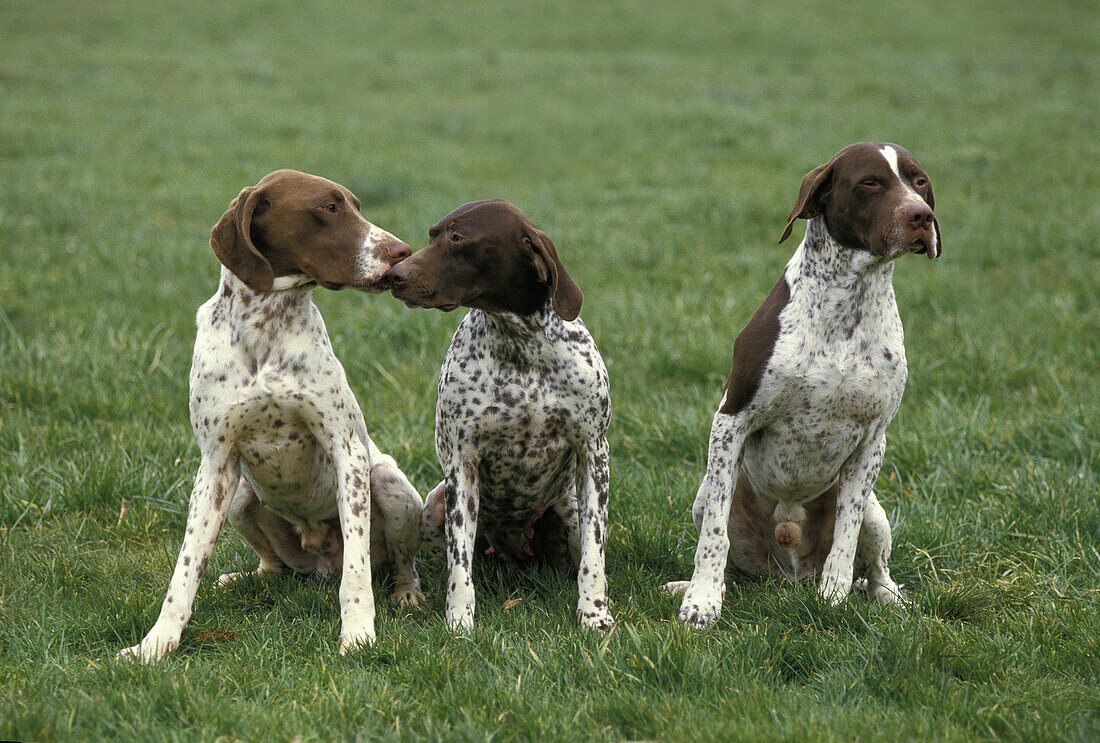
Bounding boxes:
742 287 907 502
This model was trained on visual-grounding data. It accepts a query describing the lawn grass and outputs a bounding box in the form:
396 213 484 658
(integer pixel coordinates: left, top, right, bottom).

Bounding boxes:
1 0 1097 740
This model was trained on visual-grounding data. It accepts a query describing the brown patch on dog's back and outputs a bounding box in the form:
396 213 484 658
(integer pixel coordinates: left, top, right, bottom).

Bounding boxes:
720 276 790 416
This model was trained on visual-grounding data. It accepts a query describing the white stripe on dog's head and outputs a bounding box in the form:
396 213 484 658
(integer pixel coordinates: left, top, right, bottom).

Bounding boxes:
879 145 901 179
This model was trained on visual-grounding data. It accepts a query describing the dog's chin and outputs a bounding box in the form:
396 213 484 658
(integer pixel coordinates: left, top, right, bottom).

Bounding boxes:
904 237 940 260
389 285 462 311
399 298 460 312
877 238 918 262
345 274 392 293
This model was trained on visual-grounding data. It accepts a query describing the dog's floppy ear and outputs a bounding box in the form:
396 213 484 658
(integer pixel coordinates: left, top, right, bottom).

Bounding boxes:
778 157 837 244
210 185 274 291
909 178 943 259
926 181 943 259
524 224 583 321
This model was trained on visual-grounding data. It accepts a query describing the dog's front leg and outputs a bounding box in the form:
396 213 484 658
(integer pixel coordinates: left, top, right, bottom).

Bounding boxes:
677 411 748 628
333 435 377 653
118 451 239 662
575 437 614 629
368 452 425 608
819 432 887 604
444 461 479 631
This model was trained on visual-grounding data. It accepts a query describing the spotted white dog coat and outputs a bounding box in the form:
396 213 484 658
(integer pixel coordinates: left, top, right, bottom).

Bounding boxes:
119 170 423 661
386 199 615 631
671 143 942 627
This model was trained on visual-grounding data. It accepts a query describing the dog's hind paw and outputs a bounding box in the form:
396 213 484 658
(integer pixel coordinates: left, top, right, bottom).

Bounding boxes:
661 580 690 597
392 586 426 609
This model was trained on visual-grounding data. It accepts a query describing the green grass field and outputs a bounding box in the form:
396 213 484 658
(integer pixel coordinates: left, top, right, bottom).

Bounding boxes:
1 1 1097 740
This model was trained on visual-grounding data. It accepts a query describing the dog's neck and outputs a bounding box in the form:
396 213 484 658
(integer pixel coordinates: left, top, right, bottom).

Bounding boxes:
784 218 898 340
472 301 566 366
217 267 323 356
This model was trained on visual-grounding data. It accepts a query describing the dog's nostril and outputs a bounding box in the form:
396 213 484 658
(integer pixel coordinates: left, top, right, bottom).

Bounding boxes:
384 265 408 285
386 239 412 262
904 204 934 229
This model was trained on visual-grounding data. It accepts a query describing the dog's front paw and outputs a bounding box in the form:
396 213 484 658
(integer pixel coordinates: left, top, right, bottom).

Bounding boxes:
338 628 377 655
116 637 177 663
577 602 615 631
678 585 723 628
445 601 475 633
854 577 904 605
818 570 854 605
392 586 426 609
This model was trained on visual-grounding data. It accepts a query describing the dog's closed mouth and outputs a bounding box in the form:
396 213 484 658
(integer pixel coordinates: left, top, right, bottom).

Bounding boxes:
401 299 459 312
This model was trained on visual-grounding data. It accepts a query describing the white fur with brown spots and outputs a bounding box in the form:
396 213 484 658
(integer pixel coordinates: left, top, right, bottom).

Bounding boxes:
387 200 614 632
118 170 424 661
667 144 941 626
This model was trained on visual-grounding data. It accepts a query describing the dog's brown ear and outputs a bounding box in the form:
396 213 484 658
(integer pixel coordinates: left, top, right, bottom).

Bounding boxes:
210 186 274 291
778 158 836 244
524 225 583 321
911 179 943 259
927 182 943 258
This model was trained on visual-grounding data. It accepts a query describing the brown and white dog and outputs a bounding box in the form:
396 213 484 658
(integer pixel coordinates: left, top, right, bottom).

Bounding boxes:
386 200 615 631
119 170 424 661
667 143 941 627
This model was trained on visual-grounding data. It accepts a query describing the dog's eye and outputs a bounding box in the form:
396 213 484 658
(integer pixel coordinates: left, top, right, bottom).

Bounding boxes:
450 232 463 243
912 177 928 189
322 203 337 213
859 179 883 189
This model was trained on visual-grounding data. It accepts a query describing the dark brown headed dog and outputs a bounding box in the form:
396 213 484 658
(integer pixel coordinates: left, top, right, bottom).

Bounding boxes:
385 198 581 317
387 200 614 632
669 143 940 627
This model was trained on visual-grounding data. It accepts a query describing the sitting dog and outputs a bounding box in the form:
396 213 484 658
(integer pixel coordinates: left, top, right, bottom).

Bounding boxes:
119 170 424 661
385 200 615 631
668 143 941 626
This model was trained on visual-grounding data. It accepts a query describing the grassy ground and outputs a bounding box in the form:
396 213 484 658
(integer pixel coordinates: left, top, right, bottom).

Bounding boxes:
1 1 1097 740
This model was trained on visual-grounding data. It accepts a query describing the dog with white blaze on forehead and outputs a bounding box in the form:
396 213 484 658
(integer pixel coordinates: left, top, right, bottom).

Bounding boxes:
385 199 615 632
666 143 942 627
118 169 425 662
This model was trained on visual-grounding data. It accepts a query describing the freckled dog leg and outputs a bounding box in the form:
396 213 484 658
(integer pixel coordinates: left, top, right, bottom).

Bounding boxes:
217 477 289 587
552 491 582 571
661 482 712 597
855 492 902 604
677 412 748 628
575 437 614 629
820 433 886 604
444 463 479 632
420 481 447 558
118 453 239 662
369 453 425 608
333 437 376 654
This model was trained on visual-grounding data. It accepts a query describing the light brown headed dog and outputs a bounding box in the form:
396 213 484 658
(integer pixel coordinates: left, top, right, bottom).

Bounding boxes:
119 170 424 661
